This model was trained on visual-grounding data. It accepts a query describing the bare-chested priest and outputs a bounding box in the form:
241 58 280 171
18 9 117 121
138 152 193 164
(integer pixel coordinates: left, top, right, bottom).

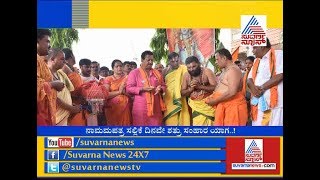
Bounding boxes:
205 48 248 126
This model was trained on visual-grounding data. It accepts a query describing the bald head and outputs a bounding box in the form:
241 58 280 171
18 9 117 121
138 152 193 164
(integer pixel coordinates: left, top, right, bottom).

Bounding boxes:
47 48 65 70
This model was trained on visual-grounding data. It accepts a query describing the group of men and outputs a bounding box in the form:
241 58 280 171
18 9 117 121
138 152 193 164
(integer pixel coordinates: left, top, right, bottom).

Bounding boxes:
37 28 283 126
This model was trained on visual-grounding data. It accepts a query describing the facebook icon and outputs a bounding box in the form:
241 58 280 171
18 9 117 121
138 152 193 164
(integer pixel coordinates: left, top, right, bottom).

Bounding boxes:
47 150 59 160
47 162 59 173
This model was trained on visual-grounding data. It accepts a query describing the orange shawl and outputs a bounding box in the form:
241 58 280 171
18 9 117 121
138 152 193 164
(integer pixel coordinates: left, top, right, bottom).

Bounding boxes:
104 75 129 108
37 55 56 125
68 72 83 93
104 75 128 92
242 70 249 96
104 75 131 126
138 68 166 117
251 48 278 121
67 72 87 126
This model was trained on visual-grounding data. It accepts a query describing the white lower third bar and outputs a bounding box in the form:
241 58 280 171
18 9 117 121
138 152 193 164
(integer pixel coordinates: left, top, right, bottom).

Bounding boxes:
231 163 277 170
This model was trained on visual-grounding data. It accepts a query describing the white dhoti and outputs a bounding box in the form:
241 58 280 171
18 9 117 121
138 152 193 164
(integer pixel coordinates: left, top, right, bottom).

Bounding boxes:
252 107 283 126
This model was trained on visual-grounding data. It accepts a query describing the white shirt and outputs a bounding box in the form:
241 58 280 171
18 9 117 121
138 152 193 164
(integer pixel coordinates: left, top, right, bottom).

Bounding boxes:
80 75 96 83
248 49 283 108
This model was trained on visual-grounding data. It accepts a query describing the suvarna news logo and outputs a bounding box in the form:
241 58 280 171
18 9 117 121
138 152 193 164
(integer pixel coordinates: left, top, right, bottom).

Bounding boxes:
231 139 276 170
245 139 263 162
241 15 267 46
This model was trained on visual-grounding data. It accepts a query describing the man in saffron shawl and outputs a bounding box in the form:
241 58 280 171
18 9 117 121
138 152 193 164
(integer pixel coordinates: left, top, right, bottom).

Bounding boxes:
37 29 64 126
61 49 87 126
205 48 248 126
247 38 283 126
47 48 81 126
126 50 166 126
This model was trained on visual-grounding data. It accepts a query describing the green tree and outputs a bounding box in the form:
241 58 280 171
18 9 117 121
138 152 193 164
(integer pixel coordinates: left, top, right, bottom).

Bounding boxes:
150 29 168 64
208 29 222 74
49 28 79 49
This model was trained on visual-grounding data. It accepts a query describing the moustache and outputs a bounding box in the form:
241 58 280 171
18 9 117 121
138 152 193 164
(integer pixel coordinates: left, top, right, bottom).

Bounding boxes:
188 68 201 76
